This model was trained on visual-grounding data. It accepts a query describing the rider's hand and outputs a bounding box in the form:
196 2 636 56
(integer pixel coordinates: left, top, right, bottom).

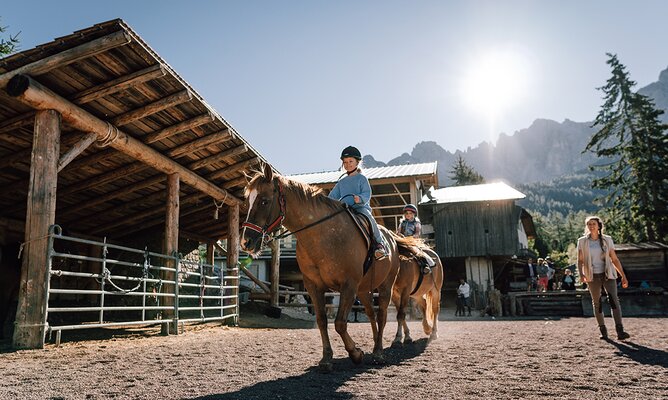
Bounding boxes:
353 195 360 204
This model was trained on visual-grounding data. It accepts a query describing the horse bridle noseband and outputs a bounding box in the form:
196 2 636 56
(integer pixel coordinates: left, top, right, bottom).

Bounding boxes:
241 178 286 244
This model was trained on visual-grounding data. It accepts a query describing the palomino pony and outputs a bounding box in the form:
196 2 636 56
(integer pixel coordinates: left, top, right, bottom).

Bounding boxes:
391 244 443 345
241 164 410 371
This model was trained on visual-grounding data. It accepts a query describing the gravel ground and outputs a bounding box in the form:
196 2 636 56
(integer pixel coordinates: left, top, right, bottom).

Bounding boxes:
0 304 666 400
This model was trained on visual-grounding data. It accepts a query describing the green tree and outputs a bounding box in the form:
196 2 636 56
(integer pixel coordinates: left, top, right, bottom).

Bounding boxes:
585 53 668 243
449 154 484 186
0 18 19 56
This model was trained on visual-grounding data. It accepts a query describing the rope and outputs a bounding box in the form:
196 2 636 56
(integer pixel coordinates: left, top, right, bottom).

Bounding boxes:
96 122 120 147
18 234 52 259
270 205 348 241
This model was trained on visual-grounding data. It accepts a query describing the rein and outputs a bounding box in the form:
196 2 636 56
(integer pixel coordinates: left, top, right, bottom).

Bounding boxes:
243 178 348 245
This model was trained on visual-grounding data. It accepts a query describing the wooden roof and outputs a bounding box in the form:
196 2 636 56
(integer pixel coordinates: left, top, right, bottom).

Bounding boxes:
0 19 268 244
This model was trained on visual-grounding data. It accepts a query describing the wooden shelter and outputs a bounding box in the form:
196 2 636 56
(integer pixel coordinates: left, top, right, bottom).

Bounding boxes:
0 19 270 348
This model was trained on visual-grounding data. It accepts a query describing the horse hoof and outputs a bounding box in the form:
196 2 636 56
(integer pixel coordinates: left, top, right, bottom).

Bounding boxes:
428 333 438 343
350 348 364 365
318 361 333 373
404 337 413 344
391 339 402 348
370 353 387 365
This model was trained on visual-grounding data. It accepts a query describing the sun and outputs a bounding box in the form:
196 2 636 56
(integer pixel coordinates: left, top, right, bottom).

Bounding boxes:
459 49 529 117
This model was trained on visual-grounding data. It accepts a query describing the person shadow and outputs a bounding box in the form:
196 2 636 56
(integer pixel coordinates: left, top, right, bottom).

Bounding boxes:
187 339 430 400
604 338 668 368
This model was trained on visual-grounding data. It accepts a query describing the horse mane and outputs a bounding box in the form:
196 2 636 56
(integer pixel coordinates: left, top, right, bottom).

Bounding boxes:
392 233 432 252
244 168 342 212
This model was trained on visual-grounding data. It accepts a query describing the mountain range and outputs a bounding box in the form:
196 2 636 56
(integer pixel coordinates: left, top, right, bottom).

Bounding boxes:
365 66 667 187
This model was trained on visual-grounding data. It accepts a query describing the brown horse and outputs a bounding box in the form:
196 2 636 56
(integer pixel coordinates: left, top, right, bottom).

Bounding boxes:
241 164 408 371
391 245 443 345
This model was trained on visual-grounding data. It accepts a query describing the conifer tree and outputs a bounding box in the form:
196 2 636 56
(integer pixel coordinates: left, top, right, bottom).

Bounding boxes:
449 154 485 186
0 18 19 56
586 53 668 242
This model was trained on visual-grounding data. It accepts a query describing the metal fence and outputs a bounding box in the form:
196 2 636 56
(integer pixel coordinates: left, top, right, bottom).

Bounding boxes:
44 225 239 345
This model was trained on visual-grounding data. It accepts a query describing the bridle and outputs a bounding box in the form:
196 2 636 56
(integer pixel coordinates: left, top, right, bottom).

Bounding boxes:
241 177 348 247
241 178 286 246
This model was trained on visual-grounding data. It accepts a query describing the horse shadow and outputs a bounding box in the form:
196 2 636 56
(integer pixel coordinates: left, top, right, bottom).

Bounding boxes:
604 338 668 368
188 338 430 400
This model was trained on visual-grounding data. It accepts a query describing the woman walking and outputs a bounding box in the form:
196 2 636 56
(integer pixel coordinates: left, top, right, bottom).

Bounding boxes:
576 216 630 340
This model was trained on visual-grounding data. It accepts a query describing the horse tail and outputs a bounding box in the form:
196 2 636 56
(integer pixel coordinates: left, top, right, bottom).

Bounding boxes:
423 290 436 333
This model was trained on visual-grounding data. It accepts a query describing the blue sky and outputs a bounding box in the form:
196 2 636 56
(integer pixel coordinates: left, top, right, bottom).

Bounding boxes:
2 1 667 174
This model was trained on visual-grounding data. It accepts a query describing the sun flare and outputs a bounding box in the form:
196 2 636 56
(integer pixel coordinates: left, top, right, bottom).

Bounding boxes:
459 49 529 116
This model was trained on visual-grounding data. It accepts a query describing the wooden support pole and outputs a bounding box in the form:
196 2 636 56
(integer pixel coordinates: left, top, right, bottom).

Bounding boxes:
162 173 179 335
269 239 281 307
6 75 240 206
57 132 97 172
226 204 240 322
13 110 61 349
0 31 131 89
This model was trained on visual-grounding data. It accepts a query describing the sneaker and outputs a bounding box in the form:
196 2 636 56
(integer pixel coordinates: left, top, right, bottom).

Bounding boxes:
599 326 608 340
374 244 387 260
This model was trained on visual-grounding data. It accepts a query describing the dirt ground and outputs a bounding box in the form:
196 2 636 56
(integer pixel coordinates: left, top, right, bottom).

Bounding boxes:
1 303 667 400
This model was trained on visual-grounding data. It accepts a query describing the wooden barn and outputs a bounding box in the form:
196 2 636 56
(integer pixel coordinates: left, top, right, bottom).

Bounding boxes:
0 19 271 348
418 182 537 307
614 242 668 288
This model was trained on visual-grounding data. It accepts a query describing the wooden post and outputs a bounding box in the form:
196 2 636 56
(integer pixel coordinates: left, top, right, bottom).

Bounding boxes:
226 204 240 323
269 239 281 307
162 173 179 335
13 110 61 349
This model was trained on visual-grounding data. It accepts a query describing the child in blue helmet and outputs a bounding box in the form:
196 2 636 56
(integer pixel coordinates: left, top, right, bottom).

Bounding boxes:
397 203 434 274
397 204 422 238
328 146 388 260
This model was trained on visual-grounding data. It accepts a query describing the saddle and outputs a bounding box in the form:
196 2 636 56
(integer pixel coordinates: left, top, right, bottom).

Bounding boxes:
344 206 377 275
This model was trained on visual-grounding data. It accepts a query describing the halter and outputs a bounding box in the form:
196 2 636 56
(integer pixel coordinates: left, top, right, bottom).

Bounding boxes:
241 178 286 244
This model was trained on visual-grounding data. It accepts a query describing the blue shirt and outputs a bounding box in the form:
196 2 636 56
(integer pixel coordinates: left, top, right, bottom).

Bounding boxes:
328 172 372 208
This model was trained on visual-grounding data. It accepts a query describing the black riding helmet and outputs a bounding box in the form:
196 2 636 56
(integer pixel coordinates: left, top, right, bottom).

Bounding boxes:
340 146 362 160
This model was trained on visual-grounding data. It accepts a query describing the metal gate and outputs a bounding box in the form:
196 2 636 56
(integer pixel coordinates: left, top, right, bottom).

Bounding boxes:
43 225 239 344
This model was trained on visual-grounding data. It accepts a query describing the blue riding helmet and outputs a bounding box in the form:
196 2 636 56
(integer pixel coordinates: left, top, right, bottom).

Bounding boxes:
403 204 418 215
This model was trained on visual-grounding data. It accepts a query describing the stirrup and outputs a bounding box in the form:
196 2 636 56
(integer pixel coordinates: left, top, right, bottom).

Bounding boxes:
422 266 431 275
374 247 387 261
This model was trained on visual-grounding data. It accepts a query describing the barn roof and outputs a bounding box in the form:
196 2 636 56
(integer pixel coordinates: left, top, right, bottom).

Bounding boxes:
290 162 438 185
420 181 525 204
0 19 268 244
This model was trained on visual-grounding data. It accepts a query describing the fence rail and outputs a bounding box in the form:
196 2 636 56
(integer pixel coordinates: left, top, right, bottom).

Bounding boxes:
44 225 239 345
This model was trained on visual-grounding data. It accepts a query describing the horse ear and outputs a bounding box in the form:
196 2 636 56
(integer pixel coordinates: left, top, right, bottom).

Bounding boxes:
263 163 274 181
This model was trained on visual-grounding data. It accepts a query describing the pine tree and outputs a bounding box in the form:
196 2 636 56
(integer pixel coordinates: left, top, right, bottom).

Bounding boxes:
0 18 20 56
586 53 668 242
449 154 485 186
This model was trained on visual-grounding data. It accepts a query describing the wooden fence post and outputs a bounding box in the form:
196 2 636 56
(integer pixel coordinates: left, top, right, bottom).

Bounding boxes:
13 109 60 349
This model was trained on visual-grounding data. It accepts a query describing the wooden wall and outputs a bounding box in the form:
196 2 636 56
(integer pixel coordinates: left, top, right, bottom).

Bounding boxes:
431 200 522 258
615 246 668 287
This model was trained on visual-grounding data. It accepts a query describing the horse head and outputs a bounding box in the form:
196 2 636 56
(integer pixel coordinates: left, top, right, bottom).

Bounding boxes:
240 163 285 255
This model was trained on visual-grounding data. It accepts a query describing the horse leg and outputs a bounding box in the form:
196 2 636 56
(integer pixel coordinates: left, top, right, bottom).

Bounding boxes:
303 278 334 372
335 284 364 365
428 288 441 342
372 281 393 360
391 289 404 346
417 295 431 336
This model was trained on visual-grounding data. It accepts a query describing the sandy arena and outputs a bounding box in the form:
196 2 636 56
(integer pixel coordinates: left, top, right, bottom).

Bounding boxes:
1 304 666 400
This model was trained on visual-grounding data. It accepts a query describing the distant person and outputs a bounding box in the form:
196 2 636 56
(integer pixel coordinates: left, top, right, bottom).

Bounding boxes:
577 216 630 340
525 258 537 292
545 257 556 291
561 269 576 291
536 258 549 292
457 278 471 316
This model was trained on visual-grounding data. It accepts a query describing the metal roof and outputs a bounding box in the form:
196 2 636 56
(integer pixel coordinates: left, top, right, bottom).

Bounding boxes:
289 162 438 184
420 181 525 204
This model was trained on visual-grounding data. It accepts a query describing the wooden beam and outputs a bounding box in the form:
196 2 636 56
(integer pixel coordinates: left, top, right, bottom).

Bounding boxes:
0 111 35 134
57 132 97 172
6 75 241 206
143 113 214 144
166 129 231 158
207 157 259 181
187 144 247 170
111 90 192 126
13 110 61 350
0 31 131 89
72 65 166 105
